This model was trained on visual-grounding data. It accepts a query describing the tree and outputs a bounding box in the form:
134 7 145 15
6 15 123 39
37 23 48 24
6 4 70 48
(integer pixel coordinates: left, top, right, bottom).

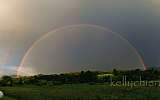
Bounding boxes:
113 69 118 76
1 76 13 86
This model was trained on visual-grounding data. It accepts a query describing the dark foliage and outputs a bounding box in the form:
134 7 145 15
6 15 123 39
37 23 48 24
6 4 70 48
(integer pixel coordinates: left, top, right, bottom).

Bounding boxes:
1 68 160 86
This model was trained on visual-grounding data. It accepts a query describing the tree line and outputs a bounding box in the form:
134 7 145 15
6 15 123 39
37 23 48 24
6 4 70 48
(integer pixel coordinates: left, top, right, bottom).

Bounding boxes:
0 68 160 86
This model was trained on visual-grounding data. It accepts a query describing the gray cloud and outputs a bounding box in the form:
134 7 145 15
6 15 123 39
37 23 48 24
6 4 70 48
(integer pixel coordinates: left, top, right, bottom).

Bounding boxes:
0 0 159 75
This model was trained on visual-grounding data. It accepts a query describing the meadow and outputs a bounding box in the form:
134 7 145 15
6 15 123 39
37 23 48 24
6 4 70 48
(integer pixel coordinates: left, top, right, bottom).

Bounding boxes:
1 83 160 100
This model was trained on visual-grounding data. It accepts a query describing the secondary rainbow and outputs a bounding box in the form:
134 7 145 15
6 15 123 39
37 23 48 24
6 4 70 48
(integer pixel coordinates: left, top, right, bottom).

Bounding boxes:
16 24 147 77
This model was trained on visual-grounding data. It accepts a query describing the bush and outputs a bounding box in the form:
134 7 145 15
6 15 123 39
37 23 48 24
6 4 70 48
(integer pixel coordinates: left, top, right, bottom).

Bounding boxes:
88 82 96 85
53 81 63 85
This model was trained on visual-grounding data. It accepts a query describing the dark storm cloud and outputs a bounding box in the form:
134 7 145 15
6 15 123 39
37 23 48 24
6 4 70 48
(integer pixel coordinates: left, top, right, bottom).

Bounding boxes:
76 0 160 67
0 0 159 75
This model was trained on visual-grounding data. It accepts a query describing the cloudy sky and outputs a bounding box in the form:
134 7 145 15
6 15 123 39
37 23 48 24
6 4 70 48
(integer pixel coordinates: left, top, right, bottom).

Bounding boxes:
0 0 160 76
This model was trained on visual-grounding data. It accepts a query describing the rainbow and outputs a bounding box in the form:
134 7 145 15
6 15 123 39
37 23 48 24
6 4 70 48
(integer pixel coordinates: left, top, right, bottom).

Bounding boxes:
16 24 146 77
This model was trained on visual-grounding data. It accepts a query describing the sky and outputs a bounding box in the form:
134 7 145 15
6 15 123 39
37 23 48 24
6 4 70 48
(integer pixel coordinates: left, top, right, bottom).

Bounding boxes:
0 0 160 76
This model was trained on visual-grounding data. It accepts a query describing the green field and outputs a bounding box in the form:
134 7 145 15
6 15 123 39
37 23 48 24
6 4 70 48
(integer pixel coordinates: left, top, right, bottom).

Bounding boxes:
0 84 160 100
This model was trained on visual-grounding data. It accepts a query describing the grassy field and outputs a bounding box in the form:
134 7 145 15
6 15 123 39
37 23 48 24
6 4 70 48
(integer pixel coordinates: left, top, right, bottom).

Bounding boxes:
0 83 160 100
2 96 17 100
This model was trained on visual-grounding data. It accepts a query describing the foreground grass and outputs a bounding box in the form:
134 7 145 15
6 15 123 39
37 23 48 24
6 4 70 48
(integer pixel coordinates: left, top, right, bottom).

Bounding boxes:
2 96 17 100
0 84 160 100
